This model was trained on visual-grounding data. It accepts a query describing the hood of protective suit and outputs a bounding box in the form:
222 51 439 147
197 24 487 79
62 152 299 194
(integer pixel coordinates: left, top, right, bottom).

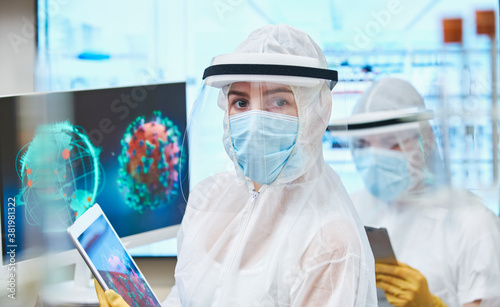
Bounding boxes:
350 80 500 304
166 24 377 307
354 77 425 114
217 24 333 185
351 78 446 199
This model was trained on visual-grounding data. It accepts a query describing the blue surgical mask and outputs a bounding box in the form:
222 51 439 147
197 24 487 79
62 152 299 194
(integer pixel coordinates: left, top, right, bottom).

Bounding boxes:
352 148 410 202
229 110 298 185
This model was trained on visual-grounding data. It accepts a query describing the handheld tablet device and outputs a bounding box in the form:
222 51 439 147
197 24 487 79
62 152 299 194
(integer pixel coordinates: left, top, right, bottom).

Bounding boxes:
67 204 162 307
364 226 397 265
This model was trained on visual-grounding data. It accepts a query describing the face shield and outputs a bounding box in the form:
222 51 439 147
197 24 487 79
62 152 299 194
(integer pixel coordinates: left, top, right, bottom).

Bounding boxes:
329 107 446 202
327 77 451 203
185 53 340 191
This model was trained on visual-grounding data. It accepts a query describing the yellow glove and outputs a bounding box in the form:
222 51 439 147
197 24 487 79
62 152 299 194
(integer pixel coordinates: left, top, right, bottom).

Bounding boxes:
375 261 447 307
94 279 130 307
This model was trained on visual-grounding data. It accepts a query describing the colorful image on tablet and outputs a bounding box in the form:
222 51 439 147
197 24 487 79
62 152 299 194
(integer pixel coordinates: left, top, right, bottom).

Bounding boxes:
77 214 161 307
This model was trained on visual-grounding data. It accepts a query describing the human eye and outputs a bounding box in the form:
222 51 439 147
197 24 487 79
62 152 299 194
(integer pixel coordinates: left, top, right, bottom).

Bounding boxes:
353 139 369 149
265 96 290 112
272 98 287 107
261 86 297 116
231 99 249 109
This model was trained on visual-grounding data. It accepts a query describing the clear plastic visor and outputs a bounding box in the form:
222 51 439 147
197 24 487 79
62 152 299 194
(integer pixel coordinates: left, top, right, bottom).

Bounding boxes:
186 81 300 189
183 74 349 211
226 82 298 116
347 119 448 202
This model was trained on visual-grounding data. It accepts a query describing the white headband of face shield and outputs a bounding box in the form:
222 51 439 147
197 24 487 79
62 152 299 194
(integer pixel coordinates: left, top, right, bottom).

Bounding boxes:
328 108 434 137
203 53 338 90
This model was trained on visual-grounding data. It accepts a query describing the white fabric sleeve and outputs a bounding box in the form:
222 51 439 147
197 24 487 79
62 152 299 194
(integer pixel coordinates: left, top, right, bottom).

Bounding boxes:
457 208 500 305
290 255 365 306
161 217 187 306
289 220 376 307
162 285 181 307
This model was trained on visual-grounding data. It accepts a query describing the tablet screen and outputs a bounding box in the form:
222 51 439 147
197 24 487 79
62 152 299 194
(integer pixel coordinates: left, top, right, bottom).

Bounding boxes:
77 214 161 307
364 226 397 265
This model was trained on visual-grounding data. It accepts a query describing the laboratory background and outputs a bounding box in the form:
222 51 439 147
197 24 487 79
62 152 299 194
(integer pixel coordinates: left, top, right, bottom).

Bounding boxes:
0 0 499 306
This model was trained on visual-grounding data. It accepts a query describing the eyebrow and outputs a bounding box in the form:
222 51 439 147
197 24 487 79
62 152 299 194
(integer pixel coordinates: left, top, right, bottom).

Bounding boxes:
263 87 294 96
227 87 293 97
227 90 249 98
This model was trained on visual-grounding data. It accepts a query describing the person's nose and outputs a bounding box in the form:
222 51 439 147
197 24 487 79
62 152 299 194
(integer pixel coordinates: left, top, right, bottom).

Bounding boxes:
249 96 263 111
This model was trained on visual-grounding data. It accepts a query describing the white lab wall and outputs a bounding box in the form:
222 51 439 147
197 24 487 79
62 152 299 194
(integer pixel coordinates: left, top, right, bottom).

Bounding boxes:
0 0 35 96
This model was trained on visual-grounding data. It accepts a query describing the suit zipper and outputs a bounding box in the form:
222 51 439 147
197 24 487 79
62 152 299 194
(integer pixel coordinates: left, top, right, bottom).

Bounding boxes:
214 190 260 306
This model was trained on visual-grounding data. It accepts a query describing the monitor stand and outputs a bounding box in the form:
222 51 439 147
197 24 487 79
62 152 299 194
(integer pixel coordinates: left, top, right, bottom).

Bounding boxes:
37 258 98 307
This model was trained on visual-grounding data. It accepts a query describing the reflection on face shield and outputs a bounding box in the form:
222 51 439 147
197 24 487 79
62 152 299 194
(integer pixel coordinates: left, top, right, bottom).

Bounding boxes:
226 82 299 185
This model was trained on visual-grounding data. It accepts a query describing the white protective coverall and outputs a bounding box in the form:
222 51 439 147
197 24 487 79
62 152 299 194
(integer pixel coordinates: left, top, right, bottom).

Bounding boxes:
347 78 500 306
163 24 377 306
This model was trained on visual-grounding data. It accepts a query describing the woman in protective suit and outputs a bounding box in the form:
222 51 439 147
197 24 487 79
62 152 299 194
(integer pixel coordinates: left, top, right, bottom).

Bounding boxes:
96 23 377 306
337 78 500 306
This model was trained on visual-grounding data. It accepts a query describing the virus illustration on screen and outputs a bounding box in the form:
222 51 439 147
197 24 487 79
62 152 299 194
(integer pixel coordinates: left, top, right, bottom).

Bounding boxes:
16 121 103 231
104 254 156 307
117 111 182 212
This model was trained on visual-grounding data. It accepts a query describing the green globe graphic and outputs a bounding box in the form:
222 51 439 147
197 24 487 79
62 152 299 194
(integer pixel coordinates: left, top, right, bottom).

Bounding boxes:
16 121 103 232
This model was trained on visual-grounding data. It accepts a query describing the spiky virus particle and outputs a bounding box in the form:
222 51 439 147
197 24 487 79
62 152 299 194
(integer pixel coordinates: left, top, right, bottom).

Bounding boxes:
118 111 182 211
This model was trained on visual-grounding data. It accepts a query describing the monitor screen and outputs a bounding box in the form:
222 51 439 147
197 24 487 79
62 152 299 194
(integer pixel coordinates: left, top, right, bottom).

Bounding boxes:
0 82 188 265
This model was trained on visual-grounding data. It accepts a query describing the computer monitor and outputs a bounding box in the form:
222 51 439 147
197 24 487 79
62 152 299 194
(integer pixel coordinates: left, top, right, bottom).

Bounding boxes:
0 82 188 302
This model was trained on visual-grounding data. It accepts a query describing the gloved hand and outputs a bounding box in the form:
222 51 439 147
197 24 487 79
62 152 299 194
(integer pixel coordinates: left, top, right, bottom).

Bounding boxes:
94 279 130 307
375 261 447 307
